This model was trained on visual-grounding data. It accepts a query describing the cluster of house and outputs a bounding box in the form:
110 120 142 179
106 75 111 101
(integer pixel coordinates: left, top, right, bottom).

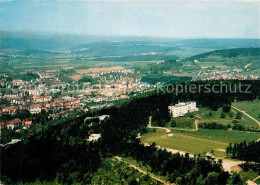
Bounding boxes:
0 69 155 133
0 118 33 130
86 68 135 78
168 101 198 118
202 74 260 81
190 66 259 81
82 75 152 99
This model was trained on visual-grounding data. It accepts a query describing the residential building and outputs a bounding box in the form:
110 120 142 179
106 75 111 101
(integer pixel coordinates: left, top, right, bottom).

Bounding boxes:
30 107 42 114
6 118 21 129
87 134 101 142
168 101 198 118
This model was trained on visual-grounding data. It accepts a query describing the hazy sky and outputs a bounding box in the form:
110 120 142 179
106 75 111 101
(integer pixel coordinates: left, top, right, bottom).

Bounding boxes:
0 0 259 38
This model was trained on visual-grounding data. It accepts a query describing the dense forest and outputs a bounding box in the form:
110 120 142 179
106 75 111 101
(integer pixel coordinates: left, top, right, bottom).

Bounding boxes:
186 48 260 61
226 141 260 163
2 80 260 184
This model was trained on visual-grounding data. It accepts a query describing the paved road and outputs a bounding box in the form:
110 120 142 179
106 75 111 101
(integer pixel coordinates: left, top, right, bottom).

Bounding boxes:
150 126 171 132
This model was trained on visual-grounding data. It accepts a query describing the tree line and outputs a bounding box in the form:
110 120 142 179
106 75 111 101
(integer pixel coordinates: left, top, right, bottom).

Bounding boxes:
226 140 260 163
2 80 259 184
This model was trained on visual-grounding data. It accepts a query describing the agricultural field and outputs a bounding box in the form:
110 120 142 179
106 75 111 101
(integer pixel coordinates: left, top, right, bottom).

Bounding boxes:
232 100 260 123
195 108 259 128
76 66 125 74
68 75 83 81
141 129 228 156
185 48 260 75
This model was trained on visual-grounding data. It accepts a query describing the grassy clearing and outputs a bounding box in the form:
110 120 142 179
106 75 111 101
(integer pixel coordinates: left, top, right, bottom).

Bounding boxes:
239 170 259 181
141 129 228 156
233 100 260 122
197 62 225 68
173 129 260 143
121 156 169 183
196 108 259 128
169 117 196 129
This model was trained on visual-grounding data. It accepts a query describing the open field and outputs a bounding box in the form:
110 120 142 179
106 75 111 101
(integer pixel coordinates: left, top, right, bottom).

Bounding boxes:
13 64 68 68
76 66 125 74
239 170 259 182
141 129 228 156
232 101 260 122
195 108 259 128
68 75 83 81
197 62 225 68
173 129 260 143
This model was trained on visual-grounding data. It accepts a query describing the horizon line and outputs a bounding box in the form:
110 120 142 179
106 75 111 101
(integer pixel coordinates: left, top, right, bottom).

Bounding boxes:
1 30 260 40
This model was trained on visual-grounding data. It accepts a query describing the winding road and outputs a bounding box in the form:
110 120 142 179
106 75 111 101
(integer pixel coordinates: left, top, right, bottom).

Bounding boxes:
232 106 260 127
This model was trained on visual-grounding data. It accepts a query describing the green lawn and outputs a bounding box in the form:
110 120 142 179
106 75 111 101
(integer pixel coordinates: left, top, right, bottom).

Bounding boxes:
239 169 259 181
173 129 260 143
233 100 260 122
196 108 259 128
141 129 228 156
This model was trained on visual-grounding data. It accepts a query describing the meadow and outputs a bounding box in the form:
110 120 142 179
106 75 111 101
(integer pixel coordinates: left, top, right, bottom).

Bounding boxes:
141 129 228 156
196 108 259 128
232 100 260 122
173 129 260 143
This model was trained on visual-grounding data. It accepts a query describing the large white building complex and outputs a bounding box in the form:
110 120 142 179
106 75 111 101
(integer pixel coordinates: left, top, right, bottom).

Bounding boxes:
168 101 198 118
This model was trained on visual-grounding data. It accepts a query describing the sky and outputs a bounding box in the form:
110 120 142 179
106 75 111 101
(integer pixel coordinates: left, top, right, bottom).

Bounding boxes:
0 0 259 38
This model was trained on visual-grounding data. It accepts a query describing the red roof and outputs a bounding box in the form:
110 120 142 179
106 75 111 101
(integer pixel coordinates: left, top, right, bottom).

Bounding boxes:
25 120 32 126
8 118 21 124
4 107 16 112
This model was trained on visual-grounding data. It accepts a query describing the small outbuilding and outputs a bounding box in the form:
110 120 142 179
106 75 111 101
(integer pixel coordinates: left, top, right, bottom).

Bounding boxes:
206 152 215 160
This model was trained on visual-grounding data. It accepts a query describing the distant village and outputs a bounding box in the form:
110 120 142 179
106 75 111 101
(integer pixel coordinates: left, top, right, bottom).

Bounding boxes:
0 69 154 132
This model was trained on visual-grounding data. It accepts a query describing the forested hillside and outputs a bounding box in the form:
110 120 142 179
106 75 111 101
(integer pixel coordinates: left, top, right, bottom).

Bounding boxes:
2 80 260 184
184 48 260 71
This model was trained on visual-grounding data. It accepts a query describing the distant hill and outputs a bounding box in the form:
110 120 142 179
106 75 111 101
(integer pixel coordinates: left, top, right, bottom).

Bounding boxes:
1 30 260 52
183 48 260 72
186 48 260 60
175 39 260 50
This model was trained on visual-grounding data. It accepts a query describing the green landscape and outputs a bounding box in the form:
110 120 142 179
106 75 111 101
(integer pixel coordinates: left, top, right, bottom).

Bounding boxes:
142 128 229 156
1 33 260 185
173 129 260 143
196 107 259 128
1 0 260 184
142 100 260 160
233 100 260 122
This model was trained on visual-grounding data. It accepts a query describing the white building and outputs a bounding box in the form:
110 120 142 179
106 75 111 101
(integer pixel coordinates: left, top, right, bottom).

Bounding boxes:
12 79 24 86
30 107 42 114
87 134 101 142
168 101 198 118
28 90 40 96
